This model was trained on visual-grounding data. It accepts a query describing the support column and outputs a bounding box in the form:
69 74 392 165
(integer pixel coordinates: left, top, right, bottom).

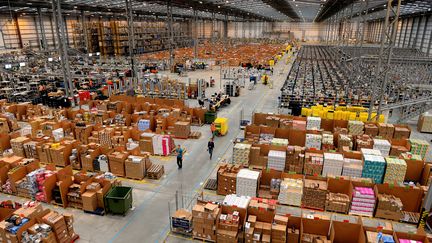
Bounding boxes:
37 8 48 50
63 16 70 46
81 10 89 53
420 16 429 52
412 16 422 48
368 0 402 120
126 0 138 79
51 0 73 102
211 13 215 42
167 0 174 69
407 17 416 48
33 16 40 50
402 18 409 47
397 18 405 46
193 9 198 59
242 21 246 39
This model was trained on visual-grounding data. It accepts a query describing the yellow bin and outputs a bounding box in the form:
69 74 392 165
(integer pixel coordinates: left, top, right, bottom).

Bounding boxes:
214 117 228 136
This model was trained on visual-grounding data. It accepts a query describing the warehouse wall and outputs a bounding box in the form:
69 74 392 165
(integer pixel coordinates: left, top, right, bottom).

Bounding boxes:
365 14 432 55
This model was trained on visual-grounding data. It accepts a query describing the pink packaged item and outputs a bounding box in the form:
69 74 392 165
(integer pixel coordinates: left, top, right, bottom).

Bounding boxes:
398 240 422 243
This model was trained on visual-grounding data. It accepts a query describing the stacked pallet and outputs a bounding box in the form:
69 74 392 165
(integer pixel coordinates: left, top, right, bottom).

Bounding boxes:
305 134 322 150
348 121 364 135
356 135 373 151
376 194 403 221
342 158 363 178
364 123 379 137
302 179 328 210
271 138 289 146
217 164 240 195
373 139 391 157
267 150 286 171
286 146 305 173
350 187 375 217
378 123 394 139
232 143 252 166
278 178 303 206
325 192 350 214
321 133 334 150
383 157 407 184
10 137 31 157
99 128 114 148
362 154 386 184
174 121 191 139
322 153 344 177
338 134 353 150
236 169 260 197
304 152 323 176
409 139 429 159
306 117 321 130
147 164 164 179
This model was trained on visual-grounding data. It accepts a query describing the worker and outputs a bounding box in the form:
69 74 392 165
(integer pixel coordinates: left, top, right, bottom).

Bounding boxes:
210 122 217 138
175 145 184 169
207 138 215 160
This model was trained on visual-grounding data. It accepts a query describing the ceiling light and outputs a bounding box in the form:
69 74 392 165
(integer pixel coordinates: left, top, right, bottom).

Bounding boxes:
74 6 77 9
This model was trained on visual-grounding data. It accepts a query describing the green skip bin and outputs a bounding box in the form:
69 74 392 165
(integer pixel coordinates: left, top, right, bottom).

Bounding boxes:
104 186 133 216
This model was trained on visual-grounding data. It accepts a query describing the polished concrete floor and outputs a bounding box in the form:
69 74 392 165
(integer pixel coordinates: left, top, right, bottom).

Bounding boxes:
0 52 431 243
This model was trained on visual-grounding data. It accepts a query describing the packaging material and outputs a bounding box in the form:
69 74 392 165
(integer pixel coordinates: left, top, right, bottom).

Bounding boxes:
302 179 328 210
217 164 240 195
356 135 373 151
393 125 411 139
364 123 379 137
82 191 97 211
418 112 432 133
366 231 394 243
174 121 190 139
409 139 429 160
378 123 394 139
361 148 382 156
286 146 305 173
321 133 334 151
322 153 344 177
271 138 289 147
350 187 376 217
375 194 403 221
305 134 322 150
236 169 260 197
348 120 364 135
293 120 306 130
267 150 286 171
383 157 407 184
342 158 363 178
306 117 321 130
232 143 252 166
373 139 391 157
125 155 149 180
259 133 274 145
362 154 386 184
192 203 219 241
304 152 323 176
278 178 303 206
222 194 251 209
338 134 353 150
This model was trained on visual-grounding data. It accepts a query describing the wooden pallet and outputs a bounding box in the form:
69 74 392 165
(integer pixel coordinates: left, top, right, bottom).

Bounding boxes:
147 164 165 180
192 236 216 242
204 179 217 191
125 176 144 181
189 131 202 139
401 211 420 224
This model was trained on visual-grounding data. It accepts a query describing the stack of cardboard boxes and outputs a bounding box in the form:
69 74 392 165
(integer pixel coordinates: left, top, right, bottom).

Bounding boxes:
108 151 130 177
325 193 350 214
278 178 303 206
245 215 272 243
42 211 72 243
302 179 328 210
139 133 154 154
355 135 373 150
348 121 364 135
321 133 334 151
378 123 394 139
286 146 305 173
99 128 115 148
174 121 191 139
271 215 288 243
232 143 252 166
393 126 411 139
10 137 31 157
49 142 73 167
383 157 407 184
217 164 240 195
75 124 93 144
364 123 379 137
79 143 101 171
304 152 323 176
375 194 403 221
125 154 150 180
418 112 432 133
217 210 241 243
192 203 220 241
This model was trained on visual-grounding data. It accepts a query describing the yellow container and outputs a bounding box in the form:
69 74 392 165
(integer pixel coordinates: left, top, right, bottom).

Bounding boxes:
378 114 385 123
269 60 275 66
214 117 228 136
51 143 60 149
301 108 309 116
327 112 334 119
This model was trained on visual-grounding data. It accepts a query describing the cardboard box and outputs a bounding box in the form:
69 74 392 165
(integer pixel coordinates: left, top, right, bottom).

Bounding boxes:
82 191 97 212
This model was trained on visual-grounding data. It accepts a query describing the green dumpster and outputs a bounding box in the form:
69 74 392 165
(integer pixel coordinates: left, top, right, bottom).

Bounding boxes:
104 186 133 216
204 111 217 124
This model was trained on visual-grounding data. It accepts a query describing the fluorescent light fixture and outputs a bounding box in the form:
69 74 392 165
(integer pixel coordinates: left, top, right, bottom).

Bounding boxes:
89 53 93 57
96 52 100 56
5 64 11 69
48 58 53 62
19 62 26 67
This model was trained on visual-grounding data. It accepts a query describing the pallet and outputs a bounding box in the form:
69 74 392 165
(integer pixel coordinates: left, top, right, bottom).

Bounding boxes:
349 211 374 218
147 164 165 180
124 176 144 181
189 131 202 139
71 234 80 243
84 208 105 216
192 236 216 242
204 179 217 191
401 211 420 224
301 205 325 212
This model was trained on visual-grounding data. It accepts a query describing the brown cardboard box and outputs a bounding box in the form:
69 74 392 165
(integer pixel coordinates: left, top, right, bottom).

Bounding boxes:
82 191 97 211
274 215 288 225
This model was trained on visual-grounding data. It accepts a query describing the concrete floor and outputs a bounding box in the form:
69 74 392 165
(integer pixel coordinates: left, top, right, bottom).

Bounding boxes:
0 52 431 243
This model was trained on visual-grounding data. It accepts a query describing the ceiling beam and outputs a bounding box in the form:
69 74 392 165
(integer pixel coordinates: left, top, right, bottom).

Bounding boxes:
262 0 301 21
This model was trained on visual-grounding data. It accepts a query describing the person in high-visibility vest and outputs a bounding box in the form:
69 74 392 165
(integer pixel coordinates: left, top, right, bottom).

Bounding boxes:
210 122 217 138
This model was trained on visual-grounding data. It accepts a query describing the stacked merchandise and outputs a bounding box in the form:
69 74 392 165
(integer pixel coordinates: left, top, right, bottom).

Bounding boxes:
269 179 282 199
265 116 280 127
383 157 407 184
305 134 322 150
232 143 252 166
362 154 386 184
348 121 364 135
49 143 72 167
125 155 149 180
325 192 350 213
376 194 403 221
302 234 331 243
271 215 288 243
23 141 38 159
322 153 344 176
409 139 429 159
192 203 220 241
306 117 321 130
350 187 376 217
361 148 382 156
271 138 289 147
321 133 334 151
393 126 411 139
16 178 35 199
171 209 192 235
152 135 175 156
373 139 391 157
16 168 46 198
244 215 272 243
108 151 129 177
304 152 323 176
338 134 353 150
400 152 422 162
259 133 274 145
174 121 191 139
302 179 328 210
278 178 303 206
67 184 82 209
364 123 379 137
42 211 75 243
236 169 260 197
95 155 109 172
35 169 55 202
292 120 306 130
137 119 151 131
147 163 165 180
222 194 251 208
10 137 31 157
418 112 432 133
267 150 286 171
286 146 305 173
342 158 363 178
218 210 241 243
356 135 373 151
217 164 240 195
140 133 154 154
52 128 64 141
378 123 394 139
99 128 114 148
